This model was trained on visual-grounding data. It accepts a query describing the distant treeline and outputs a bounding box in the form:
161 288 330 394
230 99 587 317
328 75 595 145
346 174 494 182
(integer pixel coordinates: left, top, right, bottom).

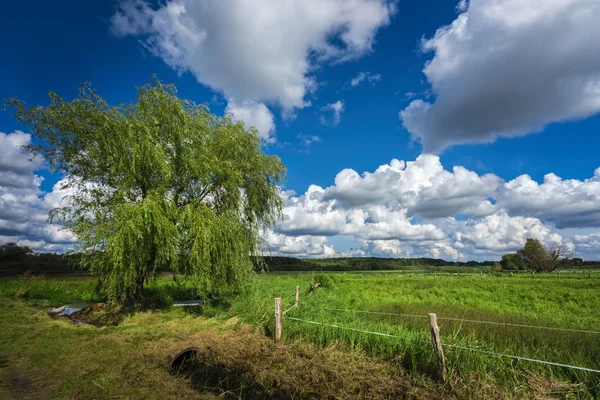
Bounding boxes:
0 243 84 276
253 256 497 272
254 256 600 272
2 242 600 276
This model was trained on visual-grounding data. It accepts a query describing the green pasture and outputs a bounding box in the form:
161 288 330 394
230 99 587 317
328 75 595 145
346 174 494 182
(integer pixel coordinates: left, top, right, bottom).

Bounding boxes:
1 270 600 398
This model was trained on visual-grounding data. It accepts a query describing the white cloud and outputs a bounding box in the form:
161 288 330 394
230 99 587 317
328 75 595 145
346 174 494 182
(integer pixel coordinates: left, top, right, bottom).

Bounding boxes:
499 170 600 228
361 240 408 257
0 131 44 188
323 154 500 217
573 233 600 258
3 132 599 260
320 100 345 125
350 72 366 87
400 0 600 153
456 211 561 254
111 0 395 141
297 134 321 147
266 154 600 259
263 230 336 258
0 132 76 252
350 71 382 87
225 101 276 143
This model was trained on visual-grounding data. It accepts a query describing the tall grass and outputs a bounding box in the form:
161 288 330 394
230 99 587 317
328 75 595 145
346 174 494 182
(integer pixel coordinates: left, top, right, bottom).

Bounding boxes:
2 270 599 396
1 273 101 304
229 272 600 396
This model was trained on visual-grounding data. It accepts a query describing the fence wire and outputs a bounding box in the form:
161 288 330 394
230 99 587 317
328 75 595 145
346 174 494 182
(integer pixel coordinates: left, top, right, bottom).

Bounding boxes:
283 304 297 316
286 315 600 374
443 343 600 373
322 307 600 335
285 316 429 344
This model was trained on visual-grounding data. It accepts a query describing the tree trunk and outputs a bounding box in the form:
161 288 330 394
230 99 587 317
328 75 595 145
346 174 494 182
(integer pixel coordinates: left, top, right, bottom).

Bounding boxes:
123 244 155 308
122 270 147 308
134 276 145 302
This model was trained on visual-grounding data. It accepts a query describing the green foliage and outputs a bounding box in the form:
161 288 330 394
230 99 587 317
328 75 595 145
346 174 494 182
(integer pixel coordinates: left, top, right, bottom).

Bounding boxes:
517 238 572 272
5 78 285 303
0 242 32 262
307 272 337 294
254 256 503 272
500 253 526 270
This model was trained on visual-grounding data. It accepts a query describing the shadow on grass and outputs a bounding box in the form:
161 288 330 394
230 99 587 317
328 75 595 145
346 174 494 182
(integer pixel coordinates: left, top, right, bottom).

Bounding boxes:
170 347 293 400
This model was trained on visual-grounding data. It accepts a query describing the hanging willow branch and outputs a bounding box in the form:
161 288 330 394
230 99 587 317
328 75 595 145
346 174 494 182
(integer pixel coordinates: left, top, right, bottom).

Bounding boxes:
5 78 286 304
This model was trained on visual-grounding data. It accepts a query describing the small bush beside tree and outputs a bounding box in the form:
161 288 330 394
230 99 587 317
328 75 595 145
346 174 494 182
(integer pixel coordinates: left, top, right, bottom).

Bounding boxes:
500 253 527 270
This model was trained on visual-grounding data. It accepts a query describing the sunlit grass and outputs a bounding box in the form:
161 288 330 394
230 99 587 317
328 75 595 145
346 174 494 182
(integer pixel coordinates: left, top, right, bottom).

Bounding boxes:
228 272 600 396
1 270 599 397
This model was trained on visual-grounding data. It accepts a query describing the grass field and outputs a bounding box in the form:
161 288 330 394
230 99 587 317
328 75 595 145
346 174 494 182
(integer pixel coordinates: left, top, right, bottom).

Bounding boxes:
1 270 599 398
234 272 600 394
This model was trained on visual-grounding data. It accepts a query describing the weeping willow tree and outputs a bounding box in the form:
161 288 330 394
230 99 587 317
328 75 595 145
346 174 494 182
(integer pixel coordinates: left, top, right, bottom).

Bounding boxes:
5 79 285 304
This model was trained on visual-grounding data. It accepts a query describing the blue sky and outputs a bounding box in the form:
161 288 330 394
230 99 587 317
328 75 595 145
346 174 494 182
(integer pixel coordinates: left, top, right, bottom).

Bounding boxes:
1 0 600 260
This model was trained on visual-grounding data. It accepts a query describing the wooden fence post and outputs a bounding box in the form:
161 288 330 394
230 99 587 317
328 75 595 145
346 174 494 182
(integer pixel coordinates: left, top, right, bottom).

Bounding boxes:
274 298 282 343
295 286 300 308
428 313 446 383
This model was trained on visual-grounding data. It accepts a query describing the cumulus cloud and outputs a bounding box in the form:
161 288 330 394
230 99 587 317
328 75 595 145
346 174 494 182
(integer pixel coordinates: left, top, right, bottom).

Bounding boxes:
266 154 600 259
320 100 345 125
3 132 599 259
111 0 395 141
573 233 600 258
323 154 500 217
263 230 336 258
0 132 76 252
499 170 600 229
0 131 44 188
400 0 600 153
455 211 562 254
225 101 276 143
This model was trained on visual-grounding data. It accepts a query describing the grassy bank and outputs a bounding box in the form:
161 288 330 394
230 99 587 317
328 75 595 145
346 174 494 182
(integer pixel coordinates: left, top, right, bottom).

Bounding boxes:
0 299 518 399
1 272 599 398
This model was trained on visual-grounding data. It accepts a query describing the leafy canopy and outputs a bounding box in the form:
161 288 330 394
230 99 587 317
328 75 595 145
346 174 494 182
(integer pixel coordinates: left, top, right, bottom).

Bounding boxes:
0 243 33 262
500 253 526 271
517 238 571 272
5 79 286 303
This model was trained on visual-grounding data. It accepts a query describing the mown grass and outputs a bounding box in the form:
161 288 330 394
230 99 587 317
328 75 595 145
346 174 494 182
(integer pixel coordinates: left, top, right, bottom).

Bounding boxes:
1 270 599 398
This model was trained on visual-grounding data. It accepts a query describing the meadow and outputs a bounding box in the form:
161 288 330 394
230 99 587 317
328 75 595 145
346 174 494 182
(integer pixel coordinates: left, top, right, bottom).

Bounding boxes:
1 270 599 398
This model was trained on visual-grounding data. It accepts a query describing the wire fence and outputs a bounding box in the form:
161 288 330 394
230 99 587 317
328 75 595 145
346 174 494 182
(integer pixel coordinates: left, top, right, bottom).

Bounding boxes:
275 288 600 376
284 312 600 374
321 307 600 335
285 316 429 344
443 343 600 374
282 304 297 316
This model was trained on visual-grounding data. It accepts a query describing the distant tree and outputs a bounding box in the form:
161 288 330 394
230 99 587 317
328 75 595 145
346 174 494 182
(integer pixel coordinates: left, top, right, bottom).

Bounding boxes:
0 243 32 262
6 79 285 305
500 253 527 270
517 238 572 272
570 257 584 267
